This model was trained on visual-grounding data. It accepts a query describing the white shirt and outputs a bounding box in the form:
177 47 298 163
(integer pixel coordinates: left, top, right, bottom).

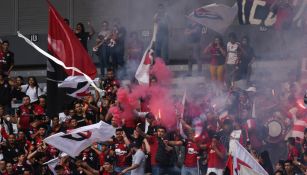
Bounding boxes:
226 42 240 65
145 120 150 134
131 149 146 175
21 85 43 103
230 130 242 141
98 30 111 38
59 112 71 124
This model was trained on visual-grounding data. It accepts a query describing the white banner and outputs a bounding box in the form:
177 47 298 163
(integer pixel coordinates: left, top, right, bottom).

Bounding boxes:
44 121 115 157
187 3 238 34
229 140 268 175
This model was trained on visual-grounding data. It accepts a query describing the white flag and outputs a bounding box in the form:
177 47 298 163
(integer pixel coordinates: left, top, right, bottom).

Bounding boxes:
179 89 187 139
229 140 268 175
43 157 59 175
58 76 88 88
135 23 157 84
187 3 238 34
239 164 262 175
44 121 115 157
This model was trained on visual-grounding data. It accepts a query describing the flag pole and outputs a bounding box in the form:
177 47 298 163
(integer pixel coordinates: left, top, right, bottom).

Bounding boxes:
178 88 187 139
17 31 103 93
197 156 200 175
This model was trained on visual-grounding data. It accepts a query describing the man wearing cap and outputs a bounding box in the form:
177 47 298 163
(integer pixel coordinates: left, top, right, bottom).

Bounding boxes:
120 142 146 175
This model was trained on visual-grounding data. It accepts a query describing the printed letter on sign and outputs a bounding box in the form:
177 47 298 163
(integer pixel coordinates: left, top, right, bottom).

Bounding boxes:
249 0 266 25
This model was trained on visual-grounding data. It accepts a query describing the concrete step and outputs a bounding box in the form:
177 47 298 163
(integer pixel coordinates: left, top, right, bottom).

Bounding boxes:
11 64 206 78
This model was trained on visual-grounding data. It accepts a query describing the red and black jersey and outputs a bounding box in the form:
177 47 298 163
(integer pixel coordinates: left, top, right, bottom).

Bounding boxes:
0 50 14 74
47 145 59 159
207 142 226 169
2 143 23 163
14 163 32 175
99 150 111 166
33 104 47 121
184 140 200 167
16 105 34 130
112 140 129 167
16 138 32 152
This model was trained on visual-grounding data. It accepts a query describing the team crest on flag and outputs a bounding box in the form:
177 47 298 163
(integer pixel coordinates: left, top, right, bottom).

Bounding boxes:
135 22 157 85
193 8 223 20
61 131 92 141
44 121 115 157
228 140 269 175
187 3 238 34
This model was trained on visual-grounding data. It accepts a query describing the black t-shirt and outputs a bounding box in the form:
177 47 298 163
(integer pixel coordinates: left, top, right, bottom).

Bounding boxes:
31 161 53 175
77 149 100 170
156 13 169 35
155 134 177 167
218 130 231 152
117 26 126 48
128 135 144 146
239 45 255 74
75 32 90 50
72 114 86 127
15 163 32 175
12 87 26 102
0 81 12 106
0 51 14 74
138 122 157 136
2 143 24 163
85 108 97 124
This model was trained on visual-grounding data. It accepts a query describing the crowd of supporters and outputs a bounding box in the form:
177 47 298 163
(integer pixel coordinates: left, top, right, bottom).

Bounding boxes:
1 53 307 175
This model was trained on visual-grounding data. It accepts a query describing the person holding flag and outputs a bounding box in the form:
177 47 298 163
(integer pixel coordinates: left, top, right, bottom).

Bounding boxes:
181 130 201 175
16 0 100 118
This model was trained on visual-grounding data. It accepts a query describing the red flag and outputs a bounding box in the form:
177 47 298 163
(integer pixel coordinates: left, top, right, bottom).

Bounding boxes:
188 3 238 34
225 155 234 175
47 1 96 79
